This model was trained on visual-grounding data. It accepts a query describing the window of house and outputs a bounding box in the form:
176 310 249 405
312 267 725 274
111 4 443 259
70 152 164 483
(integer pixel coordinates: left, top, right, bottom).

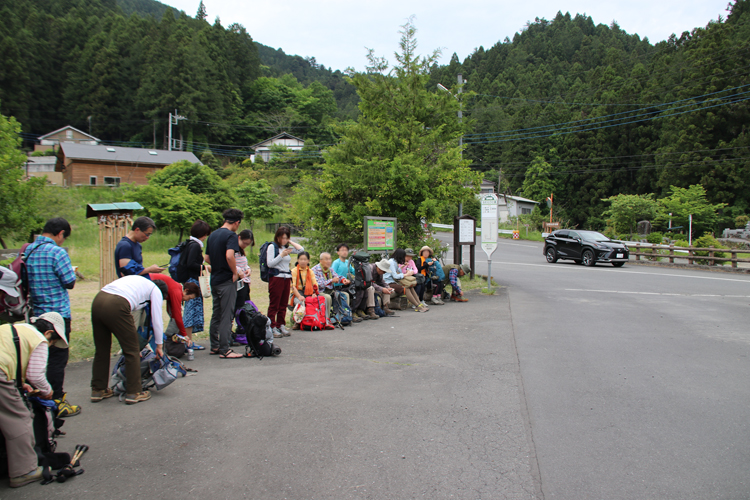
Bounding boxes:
89 176 97 186
66 130 73 139
103 176 120 187
521 208 532 215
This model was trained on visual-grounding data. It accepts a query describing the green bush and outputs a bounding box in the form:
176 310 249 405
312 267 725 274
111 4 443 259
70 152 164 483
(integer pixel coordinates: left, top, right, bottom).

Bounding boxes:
736 215 749 229
646 232 663 244
674 240 689 248
693 234 727 265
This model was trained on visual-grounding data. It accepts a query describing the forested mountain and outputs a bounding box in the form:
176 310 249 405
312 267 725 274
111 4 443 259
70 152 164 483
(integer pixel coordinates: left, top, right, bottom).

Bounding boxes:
430 2 750 227
0 0 346 151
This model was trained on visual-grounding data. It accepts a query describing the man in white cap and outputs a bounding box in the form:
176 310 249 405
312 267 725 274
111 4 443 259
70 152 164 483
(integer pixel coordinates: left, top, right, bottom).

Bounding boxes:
0 266 20 313
0 311 68 488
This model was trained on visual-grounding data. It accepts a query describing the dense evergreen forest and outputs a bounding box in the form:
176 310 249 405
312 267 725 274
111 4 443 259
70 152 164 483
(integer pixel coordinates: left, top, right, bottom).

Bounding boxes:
1 0 748 229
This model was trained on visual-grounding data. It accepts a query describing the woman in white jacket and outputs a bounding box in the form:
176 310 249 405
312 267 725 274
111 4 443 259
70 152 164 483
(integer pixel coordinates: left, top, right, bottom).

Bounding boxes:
266 226 304 337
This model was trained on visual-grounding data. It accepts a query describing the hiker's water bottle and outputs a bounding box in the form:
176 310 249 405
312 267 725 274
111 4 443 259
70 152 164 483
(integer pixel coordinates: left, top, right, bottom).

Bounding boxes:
187 347 194 361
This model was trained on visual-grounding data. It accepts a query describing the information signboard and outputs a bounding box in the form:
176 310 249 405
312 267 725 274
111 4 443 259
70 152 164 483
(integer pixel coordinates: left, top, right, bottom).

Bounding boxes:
364 217 397 251
458 218 475 244
481 194 498 258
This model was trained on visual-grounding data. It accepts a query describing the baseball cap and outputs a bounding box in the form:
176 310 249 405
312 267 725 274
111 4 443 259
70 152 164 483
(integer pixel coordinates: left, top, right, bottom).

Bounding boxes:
0 267 19 297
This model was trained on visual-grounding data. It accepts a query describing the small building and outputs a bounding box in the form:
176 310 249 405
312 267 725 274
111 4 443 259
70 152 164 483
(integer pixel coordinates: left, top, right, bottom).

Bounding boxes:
498 195 540 222
479 180 496 194
34 125 101 153
25 156 64 185
251 132 305 162
56 144 201 187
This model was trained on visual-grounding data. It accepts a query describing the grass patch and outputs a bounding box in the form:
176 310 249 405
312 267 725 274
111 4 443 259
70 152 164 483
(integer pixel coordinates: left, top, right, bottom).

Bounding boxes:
462 275 499 291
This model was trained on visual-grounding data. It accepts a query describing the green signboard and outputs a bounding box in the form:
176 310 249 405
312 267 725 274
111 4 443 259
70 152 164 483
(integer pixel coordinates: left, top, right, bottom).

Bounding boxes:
364 217 397 251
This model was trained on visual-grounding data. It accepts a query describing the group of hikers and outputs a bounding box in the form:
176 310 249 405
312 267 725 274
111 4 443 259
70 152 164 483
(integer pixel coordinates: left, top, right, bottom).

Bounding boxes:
0 208 470 488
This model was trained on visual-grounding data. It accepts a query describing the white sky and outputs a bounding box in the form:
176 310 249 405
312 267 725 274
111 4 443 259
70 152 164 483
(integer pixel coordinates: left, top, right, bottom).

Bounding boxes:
166 0 731 72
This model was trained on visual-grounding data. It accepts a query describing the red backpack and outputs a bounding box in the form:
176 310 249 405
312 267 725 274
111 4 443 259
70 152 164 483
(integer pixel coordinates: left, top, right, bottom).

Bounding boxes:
300 295 334 331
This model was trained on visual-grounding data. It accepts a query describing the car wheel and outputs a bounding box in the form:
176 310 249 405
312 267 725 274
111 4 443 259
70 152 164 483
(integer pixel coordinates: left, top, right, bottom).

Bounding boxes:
545 247 558 263
612 262 625 268
582 250 596 267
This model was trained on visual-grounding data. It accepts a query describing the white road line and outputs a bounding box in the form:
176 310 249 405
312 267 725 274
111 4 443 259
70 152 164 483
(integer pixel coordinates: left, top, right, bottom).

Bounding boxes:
565 289 750 298
492 261 750 284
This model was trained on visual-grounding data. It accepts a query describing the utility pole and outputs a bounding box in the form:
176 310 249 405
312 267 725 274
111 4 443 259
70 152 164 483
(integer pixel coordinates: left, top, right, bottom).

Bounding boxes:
457 73 463 217
168 110 187 151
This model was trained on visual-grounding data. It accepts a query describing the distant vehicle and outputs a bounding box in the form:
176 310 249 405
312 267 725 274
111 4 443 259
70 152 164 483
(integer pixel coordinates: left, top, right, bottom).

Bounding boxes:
543 230 629 267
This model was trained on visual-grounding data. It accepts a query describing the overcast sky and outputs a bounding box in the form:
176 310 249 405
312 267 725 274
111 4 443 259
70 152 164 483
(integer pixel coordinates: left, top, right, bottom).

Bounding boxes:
167 0 730 72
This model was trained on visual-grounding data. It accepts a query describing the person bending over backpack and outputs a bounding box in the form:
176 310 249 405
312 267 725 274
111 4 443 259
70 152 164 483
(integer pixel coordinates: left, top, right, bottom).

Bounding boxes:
442 264 471 302
384 249 425 312
266 226 304 338
90 276 169 404
289 252 331 331
150 274 200 356
0 313 68 488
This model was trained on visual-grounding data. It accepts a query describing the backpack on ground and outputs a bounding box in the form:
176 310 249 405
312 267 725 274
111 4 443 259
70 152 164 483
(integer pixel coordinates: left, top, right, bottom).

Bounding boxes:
1 242 49 322
331 291 352 329
259 241 280 283
373 293 387 317
301 295 334 331
351 252 372 290
167 240 190 282
110 348 187 398
235 300 281 359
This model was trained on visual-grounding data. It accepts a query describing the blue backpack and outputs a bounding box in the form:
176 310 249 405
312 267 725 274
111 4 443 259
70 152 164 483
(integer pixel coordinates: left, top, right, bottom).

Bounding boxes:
331 291 353 328
167 240 189 282
259 241 280 283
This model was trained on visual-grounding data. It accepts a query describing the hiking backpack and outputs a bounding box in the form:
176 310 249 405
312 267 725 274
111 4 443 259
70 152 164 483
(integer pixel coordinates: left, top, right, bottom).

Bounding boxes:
331 291 352 329
235 300 281 359
167 240 190 282
0 243 48 322
300 295 334 331
373 293 387 317
110 348 187 398
259 241 280 282
351 252 372 290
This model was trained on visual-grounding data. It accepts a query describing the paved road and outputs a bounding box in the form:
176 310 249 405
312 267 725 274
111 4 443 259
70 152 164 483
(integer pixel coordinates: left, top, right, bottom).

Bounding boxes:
2 285 538 499
436 233 750 499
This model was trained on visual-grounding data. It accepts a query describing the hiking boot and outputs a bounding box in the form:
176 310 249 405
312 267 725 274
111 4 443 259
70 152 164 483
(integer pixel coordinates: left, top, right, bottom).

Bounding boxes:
10 466 43 488
125 391 151 405
272 327 283 338
431 296 444 306
355 310 368 320
451 294 468 302
292 323 300 331
55 393 81 418
279 325 290 336
90 388 114 403
383 306 396 316
366 307 379 320
351 313 363 323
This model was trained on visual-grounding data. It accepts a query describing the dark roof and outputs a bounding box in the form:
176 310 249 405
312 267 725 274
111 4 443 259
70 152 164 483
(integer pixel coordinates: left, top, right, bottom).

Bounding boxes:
59 143 201 165
250 131 305 150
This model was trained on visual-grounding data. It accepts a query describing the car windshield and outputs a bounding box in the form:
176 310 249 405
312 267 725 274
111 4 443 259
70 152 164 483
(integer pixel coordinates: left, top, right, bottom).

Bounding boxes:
580 231 610 242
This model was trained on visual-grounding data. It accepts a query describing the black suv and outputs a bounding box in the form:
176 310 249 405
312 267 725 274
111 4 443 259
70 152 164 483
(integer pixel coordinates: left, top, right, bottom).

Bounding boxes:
543 230 629 267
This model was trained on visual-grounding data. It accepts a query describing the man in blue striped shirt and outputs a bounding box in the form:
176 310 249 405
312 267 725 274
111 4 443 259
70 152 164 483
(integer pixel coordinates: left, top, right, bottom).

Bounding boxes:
26 218 80 417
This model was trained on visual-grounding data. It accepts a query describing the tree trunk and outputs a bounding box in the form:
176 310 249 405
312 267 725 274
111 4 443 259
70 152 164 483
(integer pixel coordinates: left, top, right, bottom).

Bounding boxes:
0 235 6 249
178 229 184 246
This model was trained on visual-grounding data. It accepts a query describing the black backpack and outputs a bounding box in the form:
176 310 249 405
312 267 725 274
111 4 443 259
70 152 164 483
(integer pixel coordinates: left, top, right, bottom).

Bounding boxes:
236 301 281 359
258 242 280 283
351 252 372 290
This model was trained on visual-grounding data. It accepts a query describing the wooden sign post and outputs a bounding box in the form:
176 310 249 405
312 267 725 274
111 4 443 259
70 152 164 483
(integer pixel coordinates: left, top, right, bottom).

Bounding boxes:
453 215 476 279
86 203 143 287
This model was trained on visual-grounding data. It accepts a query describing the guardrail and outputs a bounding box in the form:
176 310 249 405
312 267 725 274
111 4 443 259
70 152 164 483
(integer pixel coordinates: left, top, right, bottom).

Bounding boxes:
619 242 750 268
430 223 514 235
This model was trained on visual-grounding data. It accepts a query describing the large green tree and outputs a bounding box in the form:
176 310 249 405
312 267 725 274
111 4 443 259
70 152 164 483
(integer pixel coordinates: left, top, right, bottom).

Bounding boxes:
290 19 480 250
656 185 726 238
602 193 658 236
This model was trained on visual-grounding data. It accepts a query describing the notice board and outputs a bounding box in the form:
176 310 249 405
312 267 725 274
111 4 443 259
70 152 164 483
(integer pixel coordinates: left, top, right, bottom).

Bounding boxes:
364 217 397 252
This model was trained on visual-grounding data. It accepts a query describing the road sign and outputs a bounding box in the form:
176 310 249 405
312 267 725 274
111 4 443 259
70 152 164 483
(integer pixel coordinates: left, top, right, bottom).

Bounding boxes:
481 194 498 258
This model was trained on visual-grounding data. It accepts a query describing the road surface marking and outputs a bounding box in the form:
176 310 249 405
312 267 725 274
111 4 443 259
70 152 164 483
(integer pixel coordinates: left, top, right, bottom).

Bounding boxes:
490 261 750 283
565 289 750 298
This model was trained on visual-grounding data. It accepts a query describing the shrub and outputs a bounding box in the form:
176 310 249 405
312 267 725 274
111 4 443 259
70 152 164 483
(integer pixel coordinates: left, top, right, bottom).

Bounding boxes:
646 232 663 245
673 239 689 248
736 215 749 229
693 234 727 265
